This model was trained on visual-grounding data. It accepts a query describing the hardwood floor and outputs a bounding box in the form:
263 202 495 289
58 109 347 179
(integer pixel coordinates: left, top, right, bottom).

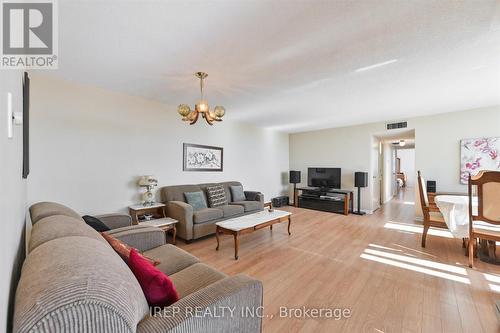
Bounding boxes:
177 189 500 332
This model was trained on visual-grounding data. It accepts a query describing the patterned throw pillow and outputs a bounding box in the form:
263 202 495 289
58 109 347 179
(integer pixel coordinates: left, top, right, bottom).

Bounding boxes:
206 184 228 207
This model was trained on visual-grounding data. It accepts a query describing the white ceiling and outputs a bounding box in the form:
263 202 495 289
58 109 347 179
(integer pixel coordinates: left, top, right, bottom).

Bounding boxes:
43 0 500 132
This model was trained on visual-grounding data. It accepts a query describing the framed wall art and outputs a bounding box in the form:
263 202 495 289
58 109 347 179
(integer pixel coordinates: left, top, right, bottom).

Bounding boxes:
460 137 499 184
183 143 223 172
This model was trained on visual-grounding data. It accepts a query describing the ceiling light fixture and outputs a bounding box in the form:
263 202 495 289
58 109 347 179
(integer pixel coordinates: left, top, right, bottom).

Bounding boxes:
392 139 406 147
177 72 225 125
355 59 398 73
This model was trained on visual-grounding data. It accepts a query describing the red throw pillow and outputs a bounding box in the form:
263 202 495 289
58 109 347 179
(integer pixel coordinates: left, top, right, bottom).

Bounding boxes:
128 248 179 307
101 232 160 266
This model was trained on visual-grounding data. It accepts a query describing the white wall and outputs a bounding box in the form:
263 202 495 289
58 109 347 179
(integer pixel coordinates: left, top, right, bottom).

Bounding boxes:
289 122 380 213
413 108 500 193
397 148 415 187
289 105 500 215
0 71 27 332
370 136 381 210
382 142 396 203
28 75 290 214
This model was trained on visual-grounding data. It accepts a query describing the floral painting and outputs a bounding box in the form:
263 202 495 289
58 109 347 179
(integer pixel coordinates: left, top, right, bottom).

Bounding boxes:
183 143 223 172
460 137 499 184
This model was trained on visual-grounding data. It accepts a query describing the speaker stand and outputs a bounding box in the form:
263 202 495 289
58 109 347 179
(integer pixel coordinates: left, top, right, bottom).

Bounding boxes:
352 186 366 215
293 183 297 207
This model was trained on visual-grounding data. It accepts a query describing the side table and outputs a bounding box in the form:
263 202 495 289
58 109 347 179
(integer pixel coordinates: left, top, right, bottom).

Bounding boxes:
128 203 178 244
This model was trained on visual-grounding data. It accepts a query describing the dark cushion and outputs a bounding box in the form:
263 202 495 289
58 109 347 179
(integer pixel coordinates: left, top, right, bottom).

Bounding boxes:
184 191 207 211
193 208 223 224
82 215 111 232
245 191 258 201
206 184 228 207
230 201 263 212
219 204 244 217
230 185 246 202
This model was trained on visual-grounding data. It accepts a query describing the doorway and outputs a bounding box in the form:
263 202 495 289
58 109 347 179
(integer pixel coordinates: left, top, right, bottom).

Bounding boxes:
374 129 416 204
396 148 415 190
371 137 382 211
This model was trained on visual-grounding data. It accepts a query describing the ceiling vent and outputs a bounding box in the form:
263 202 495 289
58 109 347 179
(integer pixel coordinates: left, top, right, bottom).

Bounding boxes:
386 121 407 130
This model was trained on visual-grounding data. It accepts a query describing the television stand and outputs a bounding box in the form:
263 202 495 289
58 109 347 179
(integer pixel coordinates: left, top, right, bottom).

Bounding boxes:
295 187 353 215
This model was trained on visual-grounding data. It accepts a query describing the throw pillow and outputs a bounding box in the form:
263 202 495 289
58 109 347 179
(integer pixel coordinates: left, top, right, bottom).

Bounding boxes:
230 185 246 202
128 248 179 307
245 191 258 201
184 191 207 211
82 215 110 232
206 184 227 207
101 232 160 266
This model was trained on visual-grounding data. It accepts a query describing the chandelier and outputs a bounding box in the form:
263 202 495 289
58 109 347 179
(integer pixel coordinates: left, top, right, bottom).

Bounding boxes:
177 72 225 125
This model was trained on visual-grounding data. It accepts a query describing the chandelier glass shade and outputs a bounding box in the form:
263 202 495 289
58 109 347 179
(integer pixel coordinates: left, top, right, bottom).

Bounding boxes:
177 72 225 125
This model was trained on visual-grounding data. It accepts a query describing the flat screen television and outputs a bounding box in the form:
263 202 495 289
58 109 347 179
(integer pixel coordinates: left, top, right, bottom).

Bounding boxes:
307 167 341 189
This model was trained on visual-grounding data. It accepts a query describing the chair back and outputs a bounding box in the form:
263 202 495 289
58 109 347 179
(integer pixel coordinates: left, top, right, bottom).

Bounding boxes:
468 171 500 225
417 171 429 209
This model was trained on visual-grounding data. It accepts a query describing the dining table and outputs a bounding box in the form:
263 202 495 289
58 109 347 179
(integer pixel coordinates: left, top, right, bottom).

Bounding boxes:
435 194 498 263
434 194 477 239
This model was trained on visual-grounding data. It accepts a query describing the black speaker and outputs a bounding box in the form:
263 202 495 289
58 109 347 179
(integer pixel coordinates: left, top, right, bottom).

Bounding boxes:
353 172 368 216
290 170 301 184
354 172 368 188
272 196 289 207
426 180 436 193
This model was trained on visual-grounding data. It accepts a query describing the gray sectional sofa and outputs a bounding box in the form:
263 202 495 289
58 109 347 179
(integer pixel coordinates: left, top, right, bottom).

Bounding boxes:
13 202 263 333
161 181 264 242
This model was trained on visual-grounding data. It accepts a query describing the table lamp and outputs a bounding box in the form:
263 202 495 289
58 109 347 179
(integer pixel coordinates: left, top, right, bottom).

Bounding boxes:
138 175 158 206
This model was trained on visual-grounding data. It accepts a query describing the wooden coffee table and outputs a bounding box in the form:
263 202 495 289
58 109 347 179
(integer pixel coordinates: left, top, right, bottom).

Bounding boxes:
215 209 292 260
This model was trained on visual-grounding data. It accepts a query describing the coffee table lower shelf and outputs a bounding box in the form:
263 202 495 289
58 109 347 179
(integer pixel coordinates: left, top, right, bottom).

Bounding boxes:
215 213 291 260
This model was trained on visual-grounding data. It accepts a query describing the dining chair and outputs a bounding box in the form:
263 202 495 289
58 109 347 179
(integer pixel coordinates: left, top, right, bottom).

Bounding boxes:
468 170 500 268
417 171 448 247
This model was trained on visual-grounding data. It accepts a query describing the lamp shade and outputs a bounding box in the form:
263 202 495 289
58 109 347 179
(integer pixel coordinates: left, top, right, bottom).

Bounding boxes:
138 175 157 187
196 100 209 113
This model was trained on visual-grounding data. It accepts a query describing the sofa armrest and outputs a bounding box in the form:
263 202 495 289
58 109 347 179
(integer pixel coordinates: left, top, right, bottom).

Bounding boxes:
96 213 132 230
137 274 263 333
245 191 264 203
166 201 194 241
107 226 166 251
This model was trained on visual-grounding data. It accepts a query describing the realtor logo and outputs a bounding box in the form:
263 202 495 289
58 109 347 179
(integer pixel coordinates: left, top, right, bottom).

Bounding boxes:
1 0 58 69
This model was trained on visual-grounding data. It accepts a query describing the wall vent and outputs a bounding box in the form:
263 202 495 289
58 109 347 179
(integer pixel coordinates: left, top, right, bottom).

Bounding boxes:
386 121 407 130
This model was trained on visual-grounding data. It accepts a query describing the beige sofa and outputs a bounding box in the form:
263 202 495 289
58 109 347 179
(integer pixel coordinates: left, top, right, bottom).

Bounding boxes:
13 202 263 333
161 181 264 242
